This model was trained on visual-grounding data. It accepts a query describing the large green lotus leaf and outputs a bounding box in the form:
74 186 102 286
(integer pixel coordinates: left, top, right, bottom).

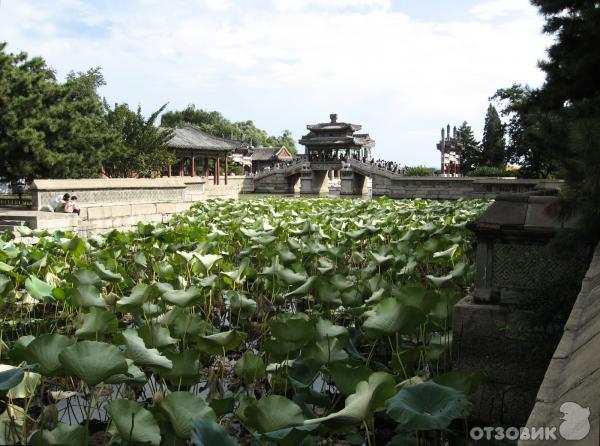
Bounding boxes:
105 359 146 384
116 283 152 310
0 274 10 295
341 288 363 307
0 261 14 272
8 335 35 363
159 392 216 439
72 269 102 286
163 350 202 386
433 244 459 259
426 262 466 287
284 276 316 297
59 341 128 386
221 257 250 284
26 334 74 375
305 338 348 365
121 329 173 369
277 268 307 285
106 400 161 445
362 298 425 338
196 330 245 355
314 280 342 306
364 288 386 304
161 286 203 307
93 261 123 282
371 252 394 265
244 395 305 433
384 381 472 430
75 307 118 339
191 418 237 446
330 274 354 291
304 372 396 427
72 285 106 309
234 351 266 385
28 422 87 446
270 313 315 344
226 290 257 317
328 362 372 397
316 318 348 339
25 276 54 301
0 366 24 391
139 324 177 349
432 370 486 395
261 424 320 446
394 285 437 313
195 254 222 271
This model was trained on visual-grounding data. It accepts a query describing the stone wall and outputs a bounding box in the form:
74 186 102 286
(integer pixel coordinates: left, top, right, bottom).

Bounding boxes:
374 176 563 199
521 242 600 445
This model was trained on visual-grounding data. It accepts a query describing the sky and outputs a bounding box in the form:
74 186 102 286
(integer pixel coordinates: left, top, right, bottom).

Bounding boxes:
0 0 550 166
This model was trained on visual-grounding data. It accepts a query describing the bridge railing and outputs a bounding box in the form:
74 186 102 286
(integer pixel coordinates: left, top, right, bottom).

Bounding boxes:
253 159 309 180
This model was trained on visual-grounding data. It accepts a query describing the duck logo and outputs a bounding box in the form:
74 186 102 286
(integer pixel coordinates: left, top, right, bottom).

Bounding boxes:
559 402 590 441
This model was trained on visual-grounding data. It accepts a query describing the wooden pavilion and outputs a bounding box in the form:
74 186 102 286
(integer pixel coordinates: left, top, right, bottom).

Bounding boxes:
165 125 246 185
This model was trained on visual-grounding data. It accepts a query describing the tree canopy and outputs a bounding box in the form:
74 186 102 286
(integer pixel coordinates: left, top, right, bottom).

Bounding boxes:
457 121 480 175
161 105 297 155
0 44 111 180
480 105 506 168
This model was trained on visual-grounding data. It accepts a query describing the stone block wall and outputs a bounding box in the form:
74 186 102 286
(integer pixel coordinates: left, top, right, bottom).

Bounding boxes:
521 242 600 445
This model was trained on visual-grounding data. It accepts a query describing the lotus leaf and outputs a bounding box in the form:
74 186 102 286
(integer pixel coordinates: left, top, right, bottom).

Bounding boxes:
59 341 128 386
120 328 173 369
385 381 471 430
107 400 161 445
159 391 216 439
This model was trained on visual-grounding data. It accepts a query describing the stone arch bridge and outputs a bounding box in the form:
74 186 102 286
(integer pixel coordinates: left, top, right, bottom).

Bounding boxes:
252 158 563 199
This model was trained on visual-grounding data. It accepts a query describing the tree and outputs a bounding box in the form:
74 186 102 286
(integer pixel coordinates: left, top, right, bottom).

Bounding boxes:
480 104 506 168
0 43 111 180
491 85 563 178
103 103 175 178
457 121 480 175
161 105 297 155
528 0 600 236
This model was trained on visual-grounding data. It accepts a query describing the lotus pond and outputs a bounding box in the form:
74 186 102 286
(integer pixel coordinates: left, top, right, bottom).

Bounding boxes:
0 197 490 445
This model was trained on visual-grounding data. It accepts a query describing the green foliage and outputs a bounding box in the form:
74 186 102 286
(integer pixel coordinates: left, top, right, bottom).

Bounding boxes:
161 104 297 155
467 166 511 177
403 165 432 176
457 121 481 175
492 85 560 178
0 43 112 180
103 102 176 178
494 2 600 237
481 104 506 168
0 198 490 444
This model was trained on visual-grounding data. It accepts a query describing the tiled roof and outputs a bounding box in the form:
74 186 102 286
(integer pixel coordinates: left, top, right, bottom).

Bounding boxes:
165 125 243 151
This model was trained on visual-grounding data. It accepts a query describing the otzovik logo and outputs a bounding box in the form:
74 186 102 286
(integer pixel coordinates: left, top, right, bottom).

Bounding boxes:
469 401 591 442
559 402 591 441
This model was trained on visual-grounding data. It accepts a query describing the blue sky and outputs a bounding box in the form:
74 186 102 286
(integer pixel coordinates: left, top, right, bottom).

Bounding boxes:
0 0 549 166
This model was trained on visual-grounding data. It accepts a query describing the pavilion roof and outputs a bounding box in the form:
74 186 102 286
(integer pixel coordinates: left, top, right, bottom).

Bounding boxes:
165 125 244 153
251 147 293 161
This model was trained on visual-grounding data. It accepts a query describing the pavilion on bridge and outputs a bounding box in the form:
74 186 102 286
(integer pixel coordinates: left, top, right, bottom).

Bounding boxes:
299 114 375 162
164 125 247 184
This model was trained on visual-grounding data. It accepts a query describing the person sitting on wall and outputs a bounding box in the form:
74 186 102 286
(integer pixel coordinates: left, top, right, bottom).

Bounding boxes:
54 193 70 213
64 196 80 215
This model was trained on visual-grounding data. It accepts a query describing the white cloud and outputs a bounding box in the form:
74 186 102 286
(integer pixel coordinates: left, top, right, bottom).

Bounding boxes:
272 0 391 12
0 0 548 166
469 0 534 20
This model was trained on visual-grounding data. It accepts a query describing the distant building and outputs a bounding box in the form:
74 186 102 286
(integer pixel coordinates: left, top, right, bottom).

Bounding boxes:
299 113 374 161
436 124 463 177
251 146 294 172
165 125 245 184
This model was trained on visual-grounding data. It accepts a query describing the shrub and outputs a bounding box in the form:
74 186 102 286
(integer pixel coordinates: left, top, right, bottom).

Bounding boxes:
404 166 433 176
467 166 512 177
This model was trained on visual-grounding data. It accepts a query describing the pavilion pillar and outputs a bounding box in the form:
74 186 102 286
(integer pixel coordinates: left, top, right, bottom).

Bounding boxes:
216 157 221 185
225 156 228 185
168 164 172 177
213 158 217 184
180 159 184 177
204 158 209 178
191 156 195 177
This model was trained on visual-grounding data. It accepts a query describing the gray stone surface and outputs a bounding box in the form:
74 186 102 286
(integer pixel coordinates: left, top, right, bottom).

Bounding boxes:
521 243 600 445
